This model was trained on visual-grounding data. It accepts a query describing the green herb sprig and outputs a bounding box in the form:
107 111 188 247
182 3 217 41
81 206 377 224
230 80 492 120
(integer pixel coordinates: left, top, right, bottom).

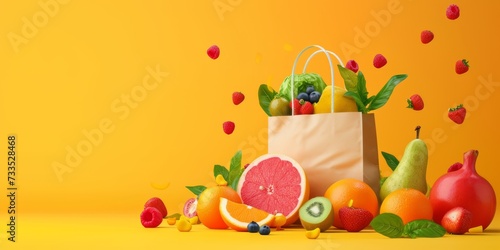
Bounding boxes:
371 213 446 238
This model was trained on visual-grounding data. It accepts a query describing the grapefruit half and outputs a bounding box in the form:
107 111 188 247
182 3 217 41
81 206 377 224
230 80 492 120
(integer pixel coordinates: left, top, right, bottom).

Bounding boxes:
237 154 309 227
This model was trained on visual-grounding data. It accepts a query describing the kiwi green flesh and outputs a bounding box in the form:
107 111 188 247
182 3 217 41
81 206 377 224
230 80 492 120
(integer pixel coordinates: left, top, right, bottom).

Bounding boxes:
299 197 334 232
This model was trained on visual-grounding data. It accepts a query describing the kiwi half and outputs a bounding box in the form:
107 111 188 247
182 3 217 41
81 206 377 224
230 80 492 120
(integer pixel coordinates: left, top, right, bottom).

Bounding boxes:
299 196 334 232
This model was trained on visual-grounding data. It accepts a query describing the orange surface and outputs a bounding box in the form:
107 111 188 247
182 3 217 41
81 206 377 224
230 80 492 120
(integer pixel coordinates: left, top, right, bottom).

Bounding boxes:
1 0 500 248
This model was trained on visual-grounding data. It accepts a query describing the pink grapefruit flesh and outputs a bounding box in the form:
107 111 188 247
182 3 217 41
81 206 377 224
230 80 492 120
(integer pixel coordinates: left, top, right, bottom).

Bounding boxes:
237 154 309 227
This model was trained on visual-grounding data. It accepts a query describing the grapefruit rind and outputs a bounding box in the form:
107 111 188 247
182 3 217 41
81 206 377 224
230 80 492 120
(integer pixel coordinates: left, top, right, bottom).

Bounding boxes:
219 197 275 232
237 154 310 227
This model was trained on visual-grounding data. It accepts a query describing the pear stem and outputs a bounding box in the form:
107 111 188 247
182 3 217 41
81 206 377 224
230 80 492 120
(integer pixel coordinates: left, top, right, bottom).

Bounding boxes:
415 126 421 139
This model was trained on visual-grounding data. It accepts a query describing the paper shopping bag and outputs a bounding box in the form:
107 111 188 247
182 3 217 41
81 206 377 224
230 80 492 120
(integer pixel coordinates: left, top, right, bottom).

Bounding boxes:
267 45 380 198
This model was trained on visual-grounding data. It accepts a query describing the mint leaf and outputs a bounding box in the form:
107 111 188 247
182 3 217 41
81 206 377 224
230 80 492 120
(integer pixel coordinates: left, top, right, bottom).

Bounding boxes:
370 213 405 238
258 84 277 116
381 151 399 171
213 164 229 181
356 71 369 105
344 91 368 113
338 65 358 93
366 74 407 112
403 220 446 238
185 185 206 196
228 150 243 190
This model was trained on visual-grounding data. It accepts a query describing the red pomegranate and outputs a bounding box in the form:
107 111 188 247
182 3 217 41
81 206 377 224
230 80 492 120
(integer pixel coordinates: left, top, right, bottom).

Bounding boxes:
429 150 496 229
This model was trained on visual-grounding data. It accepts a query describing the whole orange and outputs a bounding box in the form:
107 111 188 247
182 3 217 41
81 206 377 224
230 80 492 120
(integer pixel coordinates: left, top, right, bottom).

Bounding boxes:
196 185 241 229
324 178 379 229
380 188 433 224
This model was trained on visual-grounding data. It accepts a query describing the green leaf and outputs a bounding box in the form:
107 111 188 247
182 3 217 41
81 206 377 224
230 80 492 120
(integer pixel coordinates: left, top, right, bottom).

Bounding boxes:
337 65 358 93
356 71 369 105
227 150 243 190
344 91 368 113
403 220 446 238
258 84 277 116
370 213 405 238
165 213 181 219
366 74 408 112
213 164 229 181
381 151 399 171
185 185 206 196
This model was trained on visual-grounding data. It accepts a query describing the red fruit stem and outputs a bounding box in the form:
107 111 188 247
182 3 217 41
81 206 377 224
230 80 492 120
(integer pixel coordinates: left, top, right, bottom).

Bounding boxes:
462 150 479 174
415 126 421 139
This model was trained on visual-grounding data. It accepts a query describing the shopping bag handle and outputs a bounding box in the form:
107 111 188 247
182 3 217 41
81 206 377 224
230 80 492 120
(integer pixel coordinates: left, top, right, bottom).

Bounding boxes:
290 45 344 115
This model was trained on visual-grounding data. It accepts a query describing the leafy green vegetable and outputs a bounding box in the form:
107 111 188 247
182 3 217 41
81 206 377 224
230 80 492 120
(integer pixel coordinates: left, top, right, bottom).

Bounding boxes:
213 164 229 181
338 65 407 113
277 73 327 101
381 151 399 171
185 185 206 196
404 220 446 238
258 84 277 116
371 213 446 239
370 213 405 238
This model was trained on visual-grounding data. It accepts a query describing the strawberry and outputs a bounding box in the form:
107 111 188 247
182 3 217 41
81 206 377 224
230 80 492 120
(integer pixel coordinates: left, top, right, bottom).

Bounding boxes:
207 45 220 59
232 92 245 105
339 200 374 232
446 4 460 20
346 60 359 73
455 59 469 74
373 54 387 69
300 101 314 115
448 162 463 172
448 104 466 124
290 99 302 115
407 94 424 111
144 197 168 218
223 121 235 135
441 207 472 234
140 207 163 228
420 30 434 44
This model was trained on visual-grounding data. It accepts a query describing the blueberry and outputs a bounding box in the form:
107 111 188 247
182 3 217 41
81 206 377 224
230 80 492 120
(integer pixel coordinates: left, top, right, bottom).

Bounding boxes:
259 225 271 235
306 85 315 94
247 221 260 233
297 92 309 102
309 91 321 103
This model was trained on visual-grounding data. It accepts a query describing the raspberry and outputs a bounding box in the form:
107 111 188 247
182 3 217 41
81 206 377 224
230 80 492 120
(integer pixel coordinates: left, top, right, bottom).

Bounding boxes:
207 45 220 59
140 207 163 228
373 54 387 69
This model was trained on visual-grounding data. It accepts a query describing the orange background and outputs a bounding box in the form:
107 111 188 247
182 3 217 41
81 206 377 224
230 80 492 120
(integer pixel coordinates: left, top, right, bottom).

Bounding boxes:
0 0 499 237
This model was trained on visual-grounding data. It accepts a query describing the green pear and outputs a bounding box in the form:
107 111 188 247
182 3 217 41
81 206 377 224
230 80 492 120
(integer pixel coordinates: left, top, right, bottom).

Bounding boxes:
380 126 428 201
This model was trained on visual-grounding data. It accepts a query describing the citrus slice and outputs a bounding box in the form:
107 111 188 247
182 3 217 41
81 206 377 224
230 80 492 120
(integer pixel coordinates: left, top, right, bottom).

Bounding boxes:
237 154 309 227
219 197 275 231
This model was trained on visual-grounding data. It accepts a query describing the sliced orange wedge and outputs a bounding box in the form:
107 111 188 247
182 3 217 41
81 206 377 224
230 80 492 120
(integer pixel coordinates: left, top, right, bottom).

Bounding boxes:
219 197 275 232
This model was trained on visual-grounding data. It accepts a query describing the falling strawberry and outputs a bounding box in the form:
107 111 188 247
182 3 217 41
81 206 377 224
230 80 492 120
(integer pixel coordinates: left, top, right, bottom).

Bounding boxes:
373 54 387 69
441 207 472 234
232 92 245 105
345 60 359 73
407 94 424 111
207 45 220 59
446 4 460 20
455 59 469 74
222 121 235 135
448 104 466 124
420 30 434 44
338 200 373 232
290 99 302 115
299 101 314 115
144 197 168 218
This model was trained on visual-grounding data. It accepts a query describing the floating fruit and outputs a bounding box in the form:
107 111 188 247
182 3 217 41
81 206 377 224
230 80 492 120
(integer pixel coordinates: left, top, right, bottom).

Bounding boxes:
299 197 334 232
183 198 198 218
237 154 309 227
324 178 379 229
429 150 496 230
305 228 320 239
219 197 275 232
196 184 241 229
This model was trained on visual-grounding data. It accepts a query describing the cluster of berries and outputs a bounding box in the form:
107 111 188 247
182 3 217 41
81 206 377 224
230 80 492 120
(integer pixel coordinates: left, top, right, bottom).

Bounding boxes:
290 85 320 115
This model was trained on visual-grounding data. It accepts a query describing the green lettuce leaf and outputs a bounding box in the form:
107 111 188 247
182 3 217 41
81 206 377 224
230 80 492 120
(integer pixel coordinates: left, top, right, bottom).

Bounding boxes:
278 73 327 101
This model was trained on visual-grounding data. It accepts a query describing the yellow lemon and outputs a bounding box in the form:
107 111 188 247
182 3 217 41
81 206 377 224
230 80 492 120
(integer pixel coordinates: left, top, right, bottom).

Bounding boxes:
314 86 358 113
